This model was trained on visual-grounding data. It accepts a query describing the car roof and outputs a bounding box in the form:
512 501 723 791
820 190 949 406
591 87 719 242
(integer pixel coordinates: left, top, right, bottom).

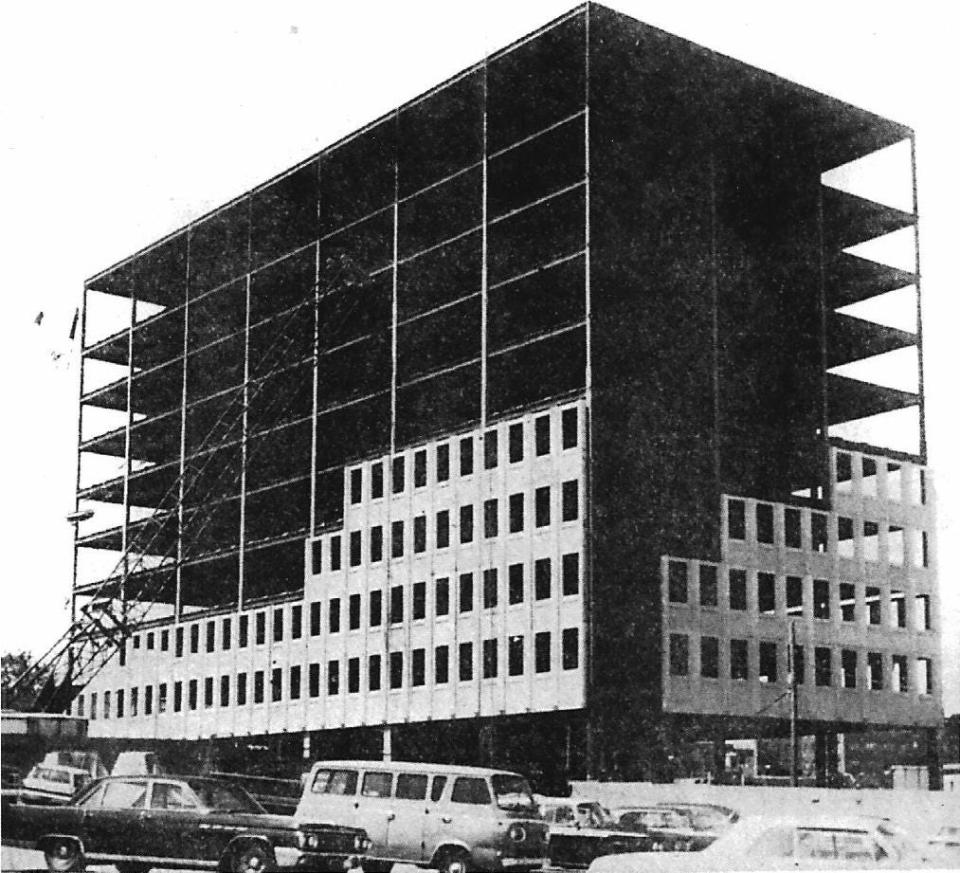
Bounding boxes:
309 760 521 778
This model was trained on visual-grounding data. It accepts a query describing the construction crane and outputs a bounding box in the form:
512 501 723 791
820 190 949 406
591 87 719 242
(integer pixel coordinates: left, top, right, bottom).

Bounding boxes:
10 253 370 712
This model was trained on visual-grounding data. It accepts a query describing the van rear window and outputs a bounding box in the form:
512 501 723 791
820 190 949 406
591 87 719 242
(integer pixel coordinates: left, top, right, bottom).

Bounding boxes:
396 773 428 800
311 769 358 796
451 777 491 805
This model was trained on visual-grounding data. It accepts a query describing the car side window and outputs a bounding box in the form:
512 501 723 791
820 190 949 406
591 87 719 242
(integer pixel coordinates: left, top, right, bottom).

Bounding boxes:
151 783 198 810
361 772 393 798
311 769 358 796
450 777 491 805
78 783 107 808
796 828 872 860
396 773 428 800
100 780 149 809
430 776 447 802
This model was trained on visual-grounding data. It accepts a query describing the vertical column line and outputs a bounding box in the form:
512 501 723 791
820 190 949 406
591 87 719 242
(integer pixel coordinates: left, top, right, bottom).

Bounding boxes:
910 135 927 463
176 237 191 620
71 287 90 684
817 184 830 501
710 155 721 490
238 272 252 608
310 159 323 539
120 290 137 618
478 51 489 721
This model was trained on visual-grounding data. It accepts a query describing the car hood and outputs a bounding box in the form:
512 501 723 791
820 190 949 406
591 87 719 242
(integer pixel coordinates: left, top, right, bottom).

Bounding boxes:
589 850 718 873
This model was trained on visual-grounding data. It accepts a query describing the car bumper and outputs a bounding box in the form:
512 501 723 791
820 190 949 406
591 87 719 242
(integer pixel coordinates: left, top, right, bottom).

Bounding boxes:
499 857 548 870
274 847 363 871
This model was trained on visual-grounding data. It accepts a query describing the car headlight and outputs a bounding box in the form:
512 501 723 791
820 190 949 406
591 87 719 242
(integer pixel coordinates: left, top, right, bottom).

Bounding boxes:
508 824 527 843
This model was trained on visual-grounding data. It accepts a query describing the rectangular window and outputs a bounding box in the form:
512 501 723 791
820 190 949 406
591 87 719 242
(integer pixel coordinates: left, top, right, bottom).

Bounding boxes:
669 633 689 676
330 535 342 571
508 493 524 533
289 665 301 700
840 583 856 622
562 480 579 521
434 646 449 684
758 573 776 615
147 632 155 651
535 414 550 455
534 558 551 600
787 576 803 616
188 681 197 711
328 661 340 696
348 658 360 694
391 520 404 558
133 635 140 650
414 449 427 487
727 499 745 540
866 586 881 624
699 565 718 607
239 615 249 648
508 563 524 604
792 645 805 685
483 639 498 678
349 594 361 630
729 569 747 610
392 456 405 494
350 468 363 504
116 688 125 718
815 647 832 687
892 654 908 692
329 598 341 633
460 437 474 476
131 687 140 717
668 561 688 603
160 630 169 651
730 639 749 680
390 585 404 623
890 590 906 628
813 579 830 620
412 649 426 686
460 504 474 543
413 581 426 620
273 608 284 643
812 512 828 553
841 649 857 689
350 530 362 566
174 682 183 712
90 691 98 720
310 601 321 636
864 520 880 561
436 444 449 482
562 407 578 448
917 657 933 695
221 617 232 650
312 538 323 575
371 461 384 499
369 655 382 691
370 526 383 562
309 663 320 697
509 422 524 462
255 612 266 645
867 652 883 690
915 594 931 631
562 627 579 670
838 516 855 559
759 642 777 683
509 635 524 675
785 507 802 549
484 429 498 469
436 577 450 616
535 486 551 527
459 573 473 613
756 503 774 544
291 605 302 640
534 631 551 673
104 690 111 719
458 642 473 681
175 627 184 657
369 590 382 627
254 671 264 704
203 677 213 709
436 510 450 548
484 499 498 538
190 624 199 654
236 674 246 706
701 636 719 679
562 553 579 596
483 569 498 609
219 675 230 707
414 516 426 553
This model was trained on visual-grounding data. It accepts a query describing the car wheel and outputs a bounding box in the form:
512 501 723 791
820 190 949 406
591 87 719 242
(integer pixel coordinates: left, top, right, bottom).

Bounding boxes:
436 848 470 873
232 844 273 873
43 839 85 873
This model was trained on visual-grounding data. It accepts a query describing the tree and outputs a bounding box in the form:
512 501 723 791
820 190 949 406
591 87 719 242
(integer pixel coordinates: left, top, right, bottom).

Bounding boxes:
1 651 48 711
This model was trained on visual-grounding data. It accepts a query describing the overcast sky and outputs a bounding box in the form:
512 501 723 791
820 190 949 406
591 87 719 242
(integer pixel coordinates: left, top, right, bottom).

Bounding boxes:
1 1 957 714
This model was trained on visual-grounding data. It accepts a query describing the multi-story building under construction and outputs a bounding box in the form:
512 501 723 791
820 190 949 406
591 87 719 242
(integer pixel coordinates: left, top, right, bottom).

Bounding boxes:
66 4 941 783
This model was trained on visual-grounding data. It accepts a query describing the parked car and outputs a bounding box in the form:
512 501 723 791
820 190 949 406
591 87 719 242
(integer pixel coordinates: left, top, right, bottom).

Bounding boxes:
19 764 92 805
587 814 937 871
297 760 548 873
537 796 651 869
4 773 370 873
611 805 714 851
655 801 739 833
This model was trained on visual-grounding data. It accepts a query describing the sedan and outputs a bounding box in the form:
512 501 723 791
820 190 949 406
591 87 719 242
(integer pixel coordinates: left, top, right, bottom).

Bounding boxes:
4 774 370 873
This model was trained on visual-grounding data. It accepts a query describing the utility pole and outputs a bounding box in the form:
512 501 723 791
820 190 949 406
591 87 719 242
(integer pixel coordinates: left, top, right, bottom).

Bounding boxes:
788 622 798 787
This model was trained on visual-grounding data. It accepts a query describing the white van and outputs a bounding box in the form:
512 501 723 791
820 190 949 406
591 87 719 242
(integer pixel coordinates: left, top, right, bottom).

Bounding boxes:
295 760 548 873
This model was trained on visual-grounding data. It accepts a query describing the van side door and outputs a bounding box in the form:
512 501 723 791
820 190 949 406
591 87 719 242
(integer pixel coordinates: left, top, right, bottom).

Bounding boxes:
356 770 394 864
388 771 430 865
299 767 359 829
421 775 449 864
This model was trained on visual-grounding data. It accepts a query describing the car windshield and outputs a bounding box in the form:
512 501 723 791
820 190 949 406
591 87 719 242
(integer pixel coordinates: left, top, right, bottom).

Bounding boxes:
187 780 265 814
491 774 537 813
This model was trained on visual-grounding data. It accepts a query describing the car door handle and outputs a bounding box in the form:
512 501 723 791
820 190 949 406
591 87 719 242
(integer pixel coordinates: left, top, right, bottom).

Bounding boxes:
441 815 452 824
